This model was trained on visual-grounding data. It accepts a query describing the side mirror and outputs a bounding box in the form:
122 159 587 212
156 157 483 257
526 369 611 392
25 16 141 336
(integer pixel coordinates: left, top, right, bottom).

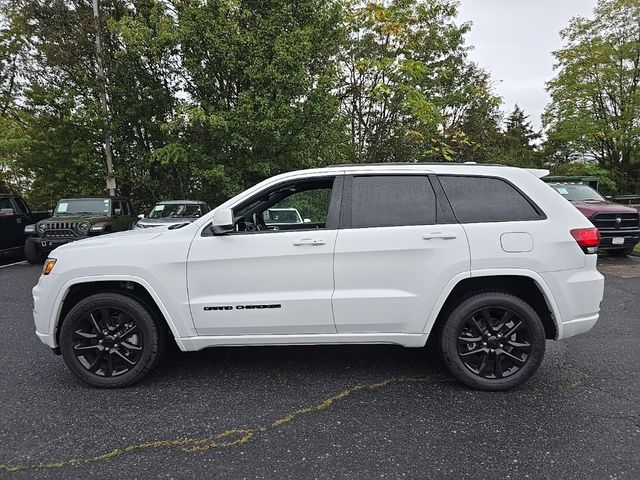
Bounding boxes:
114 208 122 216
138 213 145 219
211 207 235 235
303 218 311 223
0 208 15 216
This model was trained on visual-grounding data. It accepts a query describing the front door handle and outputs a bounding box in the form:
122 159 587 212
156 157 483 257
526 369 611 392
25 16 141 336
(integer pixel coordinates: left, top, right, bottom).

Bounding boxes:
293 238 326 246
423 232 457 240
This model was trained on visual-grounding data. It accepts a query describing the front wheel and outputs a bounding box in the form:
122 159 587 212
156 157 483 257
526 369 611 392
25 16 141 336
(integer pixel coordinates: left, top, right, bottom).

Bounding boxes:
441 292 546 391
60 293 165 388
24 240 44 265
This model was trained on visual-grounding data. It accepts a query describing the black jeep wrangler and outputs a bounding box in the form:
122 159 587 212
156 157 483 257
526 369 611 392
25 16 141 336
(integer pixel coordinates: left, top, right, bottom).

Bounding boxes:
24 197 136 264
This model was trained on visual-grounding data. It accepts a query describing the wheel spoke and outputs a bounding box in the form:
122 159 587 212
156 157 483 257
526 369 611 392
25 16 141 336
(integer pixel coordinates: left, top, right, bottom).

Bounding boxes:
74 330 97 339
74 344 100 351
494 355 504 378
113 349 136 366
500 350 526 365
104 352 114 376
477 353 489 375
89 313 101 333
507 340 531 349
120 341 142 351
471 317 485 335
88 351 105 372
460 347 486 357
458 335 482 343
118 325 138 340
495 310 513 332
504 321 523 338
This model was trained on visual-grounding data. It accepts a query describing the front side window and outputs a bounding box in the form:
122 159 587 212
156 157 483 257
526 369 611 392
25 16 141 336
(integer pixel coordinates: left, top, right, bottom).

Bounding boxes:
351 175 436 228
233 177 337 232
439 175 542 223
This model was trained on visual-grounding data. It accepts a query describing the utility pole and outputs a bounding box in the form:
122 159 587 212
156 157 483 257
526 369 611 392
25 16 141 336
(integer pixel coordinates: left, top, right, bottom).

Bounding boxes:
92 0 116 196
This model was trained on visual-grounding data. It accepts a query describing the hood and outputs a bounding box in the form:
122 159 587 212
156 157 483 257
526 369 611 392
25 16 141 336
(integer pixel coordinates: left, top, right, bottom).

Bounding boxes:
39 214 111 223
571 200 639 218
53 227 166 254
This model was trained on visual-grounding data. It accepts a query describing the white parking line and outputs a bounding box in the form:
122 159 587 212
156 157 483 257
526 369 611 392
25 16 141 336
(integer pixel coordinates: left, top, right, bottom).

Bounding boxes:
0 260 28 269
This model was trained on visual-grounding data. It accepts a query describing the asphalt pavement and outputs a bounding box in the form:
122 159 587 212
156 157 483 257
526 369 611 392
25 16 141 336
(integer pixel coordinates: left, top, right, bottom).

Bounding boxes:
0 257 638 479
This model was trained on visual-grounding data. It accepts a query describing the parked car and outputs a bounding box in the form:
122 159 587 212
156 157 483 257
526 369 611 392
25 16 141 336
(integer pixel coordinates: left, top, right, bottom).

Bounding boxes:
33 164 604 390
548 183 640 256
263 207 305 226
0 194 49 257
134 200 210 229
24 196 136 264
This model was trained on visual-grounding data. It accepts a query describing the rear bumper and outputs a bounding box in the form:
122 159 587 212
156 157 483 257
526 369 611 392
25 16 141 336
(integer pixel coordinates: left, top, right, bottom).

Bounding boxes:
541 256 604 339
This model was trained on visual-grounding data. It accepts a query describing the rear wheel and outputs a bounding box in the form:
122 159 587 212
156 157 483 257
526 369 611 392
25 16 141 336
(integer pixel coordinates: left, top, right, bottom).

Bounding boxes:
24 240 44 265
441 292 546 391
608 248 634 257
60 293 165 388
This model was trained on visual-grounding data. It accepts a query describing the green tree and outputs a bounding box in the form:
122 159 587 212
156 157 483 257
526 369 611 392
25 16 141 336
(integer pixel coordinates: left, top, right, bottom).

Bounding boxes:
544 0 640 182
340 0 498 163
502 105 541 167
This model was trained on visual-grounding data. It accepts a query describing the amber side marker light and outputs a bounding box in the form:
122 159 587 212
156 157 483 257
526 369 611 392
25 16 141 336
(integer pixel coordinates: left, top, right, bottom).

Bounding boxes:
43 258 57 275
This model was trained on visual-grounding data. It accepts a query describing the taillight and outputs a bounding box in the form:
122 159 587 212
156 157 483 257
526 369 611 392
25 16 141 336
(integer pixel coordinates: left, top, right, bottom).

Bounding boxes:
570 227 600 254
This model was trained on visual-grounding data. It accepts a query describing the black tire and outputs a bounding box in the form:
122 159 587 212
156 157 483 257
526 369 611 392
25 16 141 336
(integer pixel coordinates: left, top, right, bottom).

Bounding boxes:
441 292 546 391
60 293 165 388
608 248 634 257
24 240 44 265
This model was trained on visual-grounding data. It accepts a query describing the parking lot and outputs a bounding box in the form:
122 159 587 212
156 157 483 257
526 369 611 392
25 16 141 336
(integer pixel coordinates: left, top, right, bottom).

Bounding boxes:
0 256 638 479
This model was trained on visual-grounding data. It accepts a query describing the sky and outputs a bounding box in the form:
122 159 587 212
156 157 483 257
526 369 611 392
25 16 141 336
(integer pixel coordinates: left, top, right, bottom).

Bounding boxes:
457 0 599 130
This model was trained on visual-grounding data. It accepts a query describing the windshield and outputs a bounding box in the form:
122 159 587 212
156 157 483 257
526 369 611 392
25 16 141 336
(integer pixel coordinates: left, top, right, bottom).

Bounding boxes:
55 199 109 215
550 184 606 202
149 203 203 219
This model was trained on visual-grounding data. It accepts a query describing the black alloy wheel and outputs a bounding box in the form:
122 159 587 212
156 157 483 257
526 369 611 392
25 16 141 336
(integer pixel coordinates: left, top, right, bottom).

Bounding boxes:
71 307 144 378
457 307 531 379
441 292 546 391
60 293 165 388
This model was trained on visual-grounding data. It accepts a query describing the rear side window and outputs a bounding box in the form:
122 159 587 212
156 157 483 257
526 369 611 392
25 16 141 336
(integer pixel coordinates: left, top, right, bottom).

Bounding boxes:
351 176 436 228
439 175 541 223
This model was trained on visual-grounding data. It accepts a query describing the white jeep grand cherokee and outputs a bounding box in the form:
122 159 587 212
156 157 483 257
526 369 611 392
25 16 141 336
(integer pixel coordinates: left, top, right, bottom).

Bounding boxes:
33 164 604 390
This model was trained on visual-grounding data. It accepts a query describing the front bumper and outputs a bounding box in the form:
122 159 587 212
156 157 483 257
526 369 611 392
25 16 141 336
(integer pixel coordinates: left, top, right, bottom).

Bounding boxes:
27 236 74 253
597 230 639 250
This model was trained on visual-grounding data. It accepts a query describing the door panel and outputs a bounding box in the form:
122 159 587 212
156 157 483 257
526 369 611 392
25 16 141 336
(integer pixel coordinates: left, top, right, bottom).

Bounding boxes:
332 224 469 333
187 230 338 335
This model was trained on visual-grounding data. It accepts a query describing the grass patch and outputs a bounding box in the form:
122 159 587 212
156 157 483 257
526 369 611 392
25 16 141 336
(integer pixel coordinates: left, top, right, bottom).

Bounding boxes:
635 244 640 253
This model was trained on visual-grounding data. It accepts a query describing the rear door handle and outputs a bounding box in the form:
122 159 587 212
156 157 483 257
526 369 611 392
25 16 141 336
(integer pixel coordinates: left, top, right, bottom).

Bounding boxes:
423 232 457 240
293 238 326 246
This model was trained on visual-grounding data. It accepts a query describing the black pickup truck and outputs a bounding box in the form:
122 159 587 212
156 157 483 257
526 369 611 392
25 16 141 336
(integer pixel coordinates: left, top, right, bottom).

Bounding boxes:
0 194 50 258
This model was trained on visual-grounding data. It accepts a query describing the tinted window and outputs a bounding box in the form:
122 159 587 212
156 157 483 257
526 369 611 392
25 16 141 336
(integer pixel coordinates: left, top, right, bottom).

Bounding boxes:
351 176 436 228
439 176 541 223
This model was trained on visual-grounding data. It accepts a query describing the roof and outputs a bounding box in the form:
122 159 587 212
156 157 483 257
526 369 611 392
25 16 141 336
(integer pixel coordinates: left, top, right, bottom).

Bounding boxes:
328 162 505 168
156 200 206 205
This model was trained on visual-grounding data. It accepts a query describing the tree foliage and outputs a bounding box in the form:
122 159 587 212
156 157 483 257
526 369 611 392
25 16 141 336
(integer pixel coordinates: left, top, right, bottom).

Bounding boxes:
544 0 640 183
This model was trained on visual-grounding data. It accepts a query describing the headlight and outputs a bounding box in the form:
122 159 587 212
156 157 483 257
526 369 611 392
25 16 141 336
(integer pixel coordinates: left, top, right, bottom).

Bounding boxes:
37 223 47 233
77 222 90 234
24 224 36 234
43 258 56 275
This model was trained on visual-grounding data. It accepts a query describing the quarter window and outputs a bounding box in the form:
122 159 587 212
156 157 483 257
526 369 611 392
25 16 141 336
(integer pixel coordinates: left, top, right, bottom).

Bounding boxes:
351 176 436 228
439 176 542 223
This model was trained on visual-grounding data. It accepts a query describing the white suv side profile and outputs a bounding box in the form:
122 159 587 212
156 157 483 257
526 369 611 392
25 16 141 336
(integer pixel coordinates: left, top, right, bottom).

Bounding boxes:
32 164 604 390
